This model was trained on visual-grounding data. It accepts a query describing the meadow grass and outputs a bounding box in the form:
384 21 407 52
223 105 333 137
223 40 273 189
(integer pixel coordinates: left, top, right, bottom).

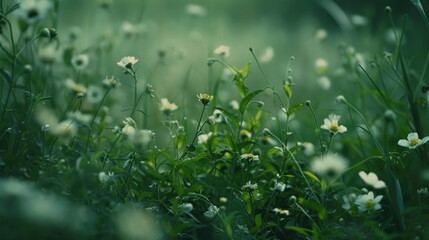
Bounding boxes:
1 0 429 239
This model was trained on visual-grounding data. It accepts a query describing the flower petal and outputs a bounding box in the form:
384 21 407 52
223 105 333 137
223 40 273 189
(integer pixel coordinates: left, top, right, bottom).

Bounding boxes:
407 132 419 142
398 139 411 148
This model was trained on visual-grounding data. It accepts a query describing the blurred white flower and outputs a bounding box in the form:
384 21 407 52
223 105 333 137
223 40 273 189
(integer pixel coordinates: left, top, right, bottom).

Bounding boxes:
273 208 290 215
116 207 163 240
355 191 383 213
242 181 258 190
117 56 139 69
240 153 259 163
67 111 92 125
214 45 230 57
260 46 275 63
229 100 239 110
160 98 178 115
98 172 114 183
122 21 146 37
212 109 225 123
358 171 386 189
51 119 78 139
311 153 348 179
204 205 220 219
185 4 207 17
15 0 52 24
299 142 315 156
315 58 328 74
129 129 155 149
38 45 59 64
321 114 347 134
398 132 429 149
102 76 121 89
317 76 331 90
71 54 90 71
350 14 368 26
315 28 328 41
86 85 104 104
342 193 357 211
198 132 212 144
65 79 87 94
273 181 286 192
178 203 193 214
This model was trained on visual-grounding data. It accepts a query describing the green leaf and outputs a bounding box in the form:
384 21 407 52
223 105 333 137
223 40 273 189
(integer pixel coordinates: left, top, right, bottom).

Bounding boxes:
286 226 312 236
239 89 264 114
286 101 305 115
411 0 429 32
254 214 262 229
304 171 320 184
283 80 293 98
63 46 75 67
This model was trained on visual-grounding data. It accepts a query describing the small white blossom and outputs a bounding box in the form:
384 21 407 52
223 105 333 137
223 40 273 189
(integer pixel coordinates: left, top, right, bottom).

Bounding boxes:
315 58 328 74
214 45 230 57
398 132 429 149
315 29 328 41
299 142 315 156
273 181 286 192
98 172 114 183
198 132 212 144
160 98 178 115
71 54 90 71
358 171 386 189
240 153 259 163
342 193 357 211
185 4 207 17
355 191 383 213
273 208 290 215
15 0 52 24
204 205 220 219
178 203 193 214
311 153 348 179
260 46 275 63
86 85 103 104
242 181 258 190
117 56 139 69
317 76 331 90
321 114 347 134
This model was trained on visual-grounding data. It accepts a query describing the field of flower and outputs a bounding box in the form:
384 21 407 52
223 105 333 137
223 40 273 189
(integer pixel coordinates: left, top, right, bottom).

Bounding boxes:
1 0 429 239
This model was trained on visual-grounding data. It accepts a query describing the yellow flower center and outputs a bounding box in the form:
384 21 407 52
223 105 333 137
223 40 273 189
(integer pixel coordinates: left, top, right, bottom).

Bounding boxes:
330 123 339 132
365 199 376 209
410 139 419 146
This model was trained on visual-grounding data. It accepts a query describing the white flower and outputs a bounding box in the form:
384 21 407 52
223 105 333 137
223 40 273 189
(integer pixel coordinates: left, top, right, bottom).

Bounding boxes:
198 132 212 144
212 109 225 123
98 172 114 183
355 191 383 213
398 132 429 149
240 153 259 162
229 100 239 110
129 129 154 148
102 76 121 89
204 205 220 219
86 85 104 104
38 45 59 64
160 98 178 115
242 181 258 190
317 76 331 90
178 203 193 214
117 56 139 69
342 193 357 211
315 58 328 74
273 181 286 192
358 171 386 189
64 79 87 94
315 29 328 41
185 4 207 17
121 21 146 37
51 119 78 139
260 46 275 63
15 0 52 24
71 54 89 71
214 45 230 57
350 14 368 26
299 142 315 156
321 114 347 134
273 208 290 215
311 153 348 179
